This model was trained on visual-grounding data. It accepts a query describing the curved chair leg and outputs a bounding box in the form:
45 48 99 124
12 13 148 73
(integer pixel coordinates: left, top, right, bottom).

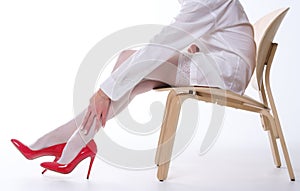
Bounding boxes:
155 90 177 166
156 93 184 181
264 43 280 138
262 44 295 180
261 110 295 181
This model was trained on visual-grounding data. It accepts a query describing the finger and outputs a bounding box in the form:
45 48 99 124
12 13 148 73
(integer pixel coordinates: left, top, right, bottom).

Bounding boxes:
80 111 92 135
95 117 101 132
101 108 108 127
80 109 92 130
95 113 101 127
84 113 96 135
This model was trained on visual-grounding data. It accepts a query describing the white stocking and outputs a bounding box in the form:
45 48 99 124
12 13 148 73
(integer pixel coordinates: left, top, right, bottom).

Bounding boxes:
37 49 182 164
28 50 138 151
57 80 165 164
29 111 85 150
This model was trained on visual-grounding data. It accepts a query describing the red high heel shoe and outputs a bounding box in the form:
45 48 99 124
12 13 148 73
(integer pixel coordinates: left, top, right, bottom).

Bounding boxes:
11 139 66 160
41 140 97 179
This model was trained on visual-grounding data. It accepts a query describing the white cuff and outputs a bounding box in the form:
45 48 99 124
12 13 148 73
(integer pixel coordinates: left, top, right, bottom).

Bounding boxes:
99 76 120 101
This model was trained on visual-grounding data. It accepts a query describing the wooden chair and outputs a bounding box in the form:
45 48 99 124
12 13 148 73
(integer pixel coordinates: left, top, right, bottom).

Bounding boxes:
154 8 295 181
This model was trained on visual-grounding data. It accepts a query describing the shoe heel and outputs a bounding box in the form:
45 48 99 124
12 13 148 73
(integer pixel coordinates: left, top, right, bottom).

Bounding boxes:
40 140 97 179
86 155 95 179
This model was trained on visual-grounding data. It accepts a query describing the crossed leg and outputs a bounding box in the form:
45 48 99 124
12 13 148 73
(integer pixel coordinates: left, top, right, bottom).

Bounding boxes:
30 49 181 164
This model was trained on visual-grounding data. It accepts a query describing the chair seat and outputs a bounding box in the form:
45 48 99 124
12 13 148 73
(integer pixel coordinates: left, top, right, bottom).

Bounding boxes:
155 86 269 112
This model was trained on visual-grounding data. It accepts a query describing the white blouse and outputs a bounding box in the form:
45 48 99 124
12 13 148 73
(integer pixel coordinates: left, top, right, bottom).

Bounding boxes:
100 0 256 101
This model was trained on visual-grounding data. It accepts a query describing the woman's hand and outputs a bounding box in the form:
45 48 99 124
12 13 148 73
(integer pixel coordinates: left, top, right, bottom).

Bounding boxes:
80 89 111 135
188 44 200 53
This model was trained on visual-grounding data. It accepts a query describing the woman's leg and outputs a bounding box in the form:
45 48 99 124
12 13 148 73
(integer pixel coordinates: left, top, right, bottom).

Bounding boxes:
57 50 181 164
29 50 138 150
29 112 85 150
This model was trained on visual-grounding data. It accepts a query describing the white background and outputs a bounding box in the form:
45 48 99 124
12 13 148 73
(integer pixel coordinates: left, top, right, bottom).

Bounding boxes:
0 0 300 191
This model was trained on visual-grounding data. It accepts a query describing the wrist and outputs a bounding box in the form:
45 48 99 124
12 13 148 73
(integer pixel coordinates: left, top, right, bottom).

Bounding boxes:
97 89 110 100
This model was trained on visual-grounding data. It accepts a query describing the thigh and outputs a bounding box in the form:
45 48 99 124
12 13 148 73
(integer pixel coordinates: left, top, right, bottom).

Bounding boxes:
114 49 182 87
145 53 181 86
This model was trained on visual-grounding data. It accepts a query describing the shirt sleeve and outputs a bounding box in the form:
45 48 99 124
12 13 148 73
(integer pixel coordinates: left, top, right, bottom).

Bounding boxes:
100 1 216 101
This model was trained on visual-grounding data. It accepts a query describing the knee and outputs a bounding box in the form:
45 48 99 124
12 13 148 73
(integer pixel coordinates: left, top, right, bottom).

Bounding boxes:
113 50 136 71
119 49 136 59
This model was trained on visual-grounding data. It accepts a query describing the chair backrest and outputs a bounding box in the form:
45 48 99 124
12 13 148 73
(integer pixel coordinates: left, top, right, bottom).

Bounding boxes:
253 8 289 90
